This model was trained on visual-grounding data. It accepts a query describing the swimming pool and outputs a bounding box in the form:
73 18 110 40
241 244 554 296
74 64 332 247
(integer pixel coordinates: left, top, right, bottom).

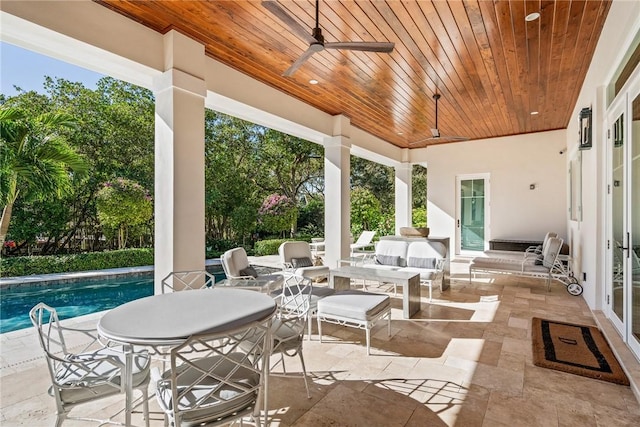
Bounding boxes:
0 269 226 334
0 275 156 334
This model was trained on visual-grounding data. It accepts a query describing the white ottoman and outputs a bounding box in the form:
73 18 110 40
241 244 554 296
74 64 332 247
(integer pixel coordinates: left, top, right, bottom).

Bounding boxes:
316 290 391 355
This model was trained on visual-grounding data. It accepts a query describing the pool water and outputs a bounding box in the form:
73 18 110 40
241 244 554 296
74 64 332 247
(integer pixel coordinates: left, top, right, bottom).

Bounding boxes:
1 268 227 334
1 276 155 334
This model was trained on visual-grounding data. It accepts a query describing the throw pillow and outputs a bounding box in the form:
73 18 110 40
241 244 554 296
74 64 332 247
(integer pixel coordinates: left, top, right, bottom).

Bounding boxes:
408 257 437 269
292 257 313 268
239 266 258 278
375 254 402 266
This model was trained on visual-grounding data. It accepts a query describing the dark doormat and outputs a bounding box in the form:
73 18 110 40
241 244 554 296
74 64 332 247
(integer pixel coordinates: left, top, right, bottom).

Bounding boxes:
531 317 630 385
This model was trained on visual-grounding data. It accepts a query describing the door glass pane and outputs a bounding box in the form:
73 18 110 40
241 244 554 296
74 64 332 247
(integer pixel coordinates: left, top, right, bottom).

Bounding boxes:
612 113 625 322
461 179 485 251
632 94 640 340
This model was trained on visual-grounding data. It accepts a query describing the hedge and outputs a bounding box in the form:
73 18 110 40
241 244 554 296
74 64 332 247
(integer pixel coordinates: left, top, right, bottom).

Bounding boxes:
253 239 291 256
1 248 154 277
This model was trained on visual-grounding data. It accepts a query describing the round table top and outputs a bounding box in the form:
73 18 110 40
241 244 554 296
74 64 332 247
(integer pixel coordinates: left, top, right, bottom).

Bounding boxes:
98 288 276 346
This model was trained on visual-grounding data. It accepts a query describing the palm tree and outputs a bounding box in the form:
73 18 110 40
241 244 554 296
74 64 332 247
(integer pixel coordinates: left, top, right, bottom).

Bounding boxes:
0 107 87 249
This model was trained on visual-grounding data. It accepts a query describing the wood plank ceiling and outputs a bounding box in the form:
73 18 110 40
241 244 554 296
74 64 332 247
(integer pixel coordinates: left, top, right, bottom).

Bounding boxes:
96 0 611 148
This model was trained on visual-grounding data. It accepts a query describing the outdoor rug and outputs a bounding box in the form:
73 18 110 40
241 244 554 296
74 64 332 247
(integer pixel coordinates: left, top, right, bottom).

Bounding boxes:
531 317 629 385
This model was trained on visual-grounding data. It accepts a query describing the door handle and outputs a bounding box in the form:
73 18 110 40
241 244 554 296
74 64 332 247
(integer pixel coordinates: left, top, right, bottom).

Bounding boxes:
623 232 630 259
457 219 460 228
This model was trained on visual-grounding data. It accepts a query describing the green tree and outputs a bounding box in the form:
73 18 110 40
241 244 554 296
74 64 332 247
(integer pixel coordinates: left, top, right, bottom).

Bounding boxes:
258 194 297 238
204 110 262 242
350 187 382 236
255 129 324 200
0 107 87 248
2 78 155 254
351 156 394 211
96 178 152 249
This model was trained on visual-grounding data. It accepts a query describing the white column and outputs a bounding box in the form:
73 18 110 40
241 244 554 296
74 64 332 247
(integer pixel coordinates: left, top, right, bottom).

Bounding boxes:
153 31 207 294
395 163 413 234
324 115 352 268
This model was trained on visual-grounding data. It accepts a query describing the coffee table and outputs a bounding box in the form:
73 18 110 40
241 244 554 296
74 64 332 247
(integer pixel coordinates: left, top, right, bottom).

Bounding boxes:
329 266 420 318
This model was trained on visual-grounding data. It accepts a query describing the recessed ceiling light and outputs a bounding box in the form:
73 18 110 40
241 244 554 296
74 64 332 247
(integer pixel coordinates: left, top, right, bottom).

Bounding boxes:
397 132 403 135
531 111 539 115
525 12 540 22
309 79 318 85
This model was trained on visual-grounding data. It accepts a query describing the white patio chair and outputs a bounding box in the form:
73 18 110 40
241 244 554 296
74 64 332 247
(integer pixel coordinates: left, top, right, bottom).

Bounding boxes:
269 274 315 398
153 313 273 427
161 269 217 293
30 303 151 427
278 241 330 281
351 230 376 255
221 247 284 291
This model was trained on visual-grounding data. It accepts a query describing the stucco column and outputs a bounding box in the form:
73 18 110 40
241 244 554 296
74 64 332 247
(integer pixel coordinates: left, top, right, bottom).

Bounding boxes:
324 115 352 268
395 163 412 234
153 31 206 294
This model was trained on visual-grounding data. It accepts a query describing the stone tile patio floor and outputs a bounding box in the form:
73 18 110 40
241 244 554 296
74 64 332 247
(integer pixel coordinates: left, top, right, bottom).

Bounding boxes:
2 259 640 426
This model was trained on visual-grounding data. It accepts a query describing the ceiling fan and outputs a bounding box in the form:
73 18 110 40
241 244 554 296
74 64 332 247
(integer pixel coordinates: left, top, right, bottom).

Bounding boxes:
410 94 469 146
262 0 395 77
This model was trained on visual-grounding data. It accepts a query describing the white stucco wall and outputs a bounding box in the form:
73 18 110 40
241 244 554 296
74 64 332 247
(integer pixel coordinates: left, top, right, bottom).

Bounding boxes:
566 0 640 310
426 130 568 253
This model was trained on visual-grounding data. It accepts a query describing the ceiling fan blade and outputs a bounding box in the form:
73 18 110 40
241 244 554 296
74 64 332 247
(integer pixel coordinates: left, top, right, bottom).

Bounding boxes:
324 41 395 53
283 46 317 77
262 1 316 45
409 134 469 146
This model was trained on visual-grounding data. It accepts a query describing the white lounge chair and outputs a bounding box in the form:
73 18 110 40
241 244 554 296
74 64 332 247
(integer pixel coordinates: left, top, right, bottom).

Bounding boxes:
470 237 582 295
351 230 376 255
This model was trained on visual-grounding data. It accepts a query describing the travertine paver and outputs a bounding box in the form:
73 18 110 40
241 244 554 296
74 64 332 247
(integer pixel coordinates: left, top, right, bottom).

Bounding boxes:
1 258 639 426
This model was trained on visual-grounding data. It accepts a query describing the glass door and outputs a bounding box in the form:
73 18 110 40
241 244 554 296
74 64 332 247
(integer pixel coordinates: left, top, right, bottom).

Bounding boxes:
609 106 626 334
630 91 640 355
457 174 489 254
606 69 640 359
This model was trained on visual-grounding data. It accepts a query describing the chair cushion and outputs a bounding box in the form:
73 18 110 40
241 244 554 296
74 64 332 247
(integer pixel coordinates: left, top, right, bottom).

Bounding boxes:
294 265 330 279
407 257 436 269
239 266 258 278
56 347 150 404
317 290 390 321
291 257 313 268
375 254 402 266
156 353 258 423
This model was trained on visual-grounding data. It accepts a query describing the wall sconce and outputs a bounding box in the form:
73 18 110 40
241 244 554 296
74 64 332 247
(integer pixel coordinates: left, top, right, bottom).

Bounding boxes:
530 184 536 190
579 107 592 150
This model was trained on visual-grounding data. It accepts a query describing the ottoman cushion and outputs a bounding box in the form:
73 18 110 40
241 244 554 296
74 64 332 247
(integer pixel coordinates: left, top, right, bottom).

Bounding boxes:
317 290 390 321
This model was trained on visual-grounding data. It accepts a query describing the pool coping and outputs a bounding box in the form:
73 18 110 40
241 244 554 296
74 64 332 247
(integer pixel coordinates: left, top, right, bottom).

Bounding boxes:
0 259 223 289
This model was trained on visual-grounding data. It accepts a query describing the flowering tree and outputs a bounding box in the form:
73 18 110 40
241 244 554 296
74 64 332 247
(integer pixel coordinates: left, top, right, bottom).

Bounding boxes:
96 178 152 249
258 194 297 237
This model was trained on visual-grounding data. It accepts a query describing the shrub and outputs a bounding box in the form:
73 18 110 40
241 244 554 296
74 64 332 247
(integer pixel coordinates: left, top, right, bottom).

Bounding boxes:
0 248 154 277
253 239 291 256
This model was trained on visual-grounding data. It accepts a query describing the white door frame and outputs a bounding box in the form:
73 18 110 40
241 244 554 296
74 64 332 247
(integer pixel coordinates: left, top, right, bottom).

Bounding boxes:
604 62 640 360
456 173 490 255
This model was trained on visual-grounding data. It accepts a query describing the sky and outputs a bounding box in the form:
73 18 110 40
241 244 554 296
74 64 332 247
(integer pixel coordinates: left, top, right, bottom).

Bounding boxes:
1 41 105 97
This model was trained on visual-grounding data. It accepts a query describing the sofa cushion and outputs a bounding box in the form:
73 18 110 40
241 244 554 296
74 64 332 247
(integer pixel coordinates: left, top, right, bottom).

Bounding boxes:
375 254 402 266
291 257 313 268
407 257 436 269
